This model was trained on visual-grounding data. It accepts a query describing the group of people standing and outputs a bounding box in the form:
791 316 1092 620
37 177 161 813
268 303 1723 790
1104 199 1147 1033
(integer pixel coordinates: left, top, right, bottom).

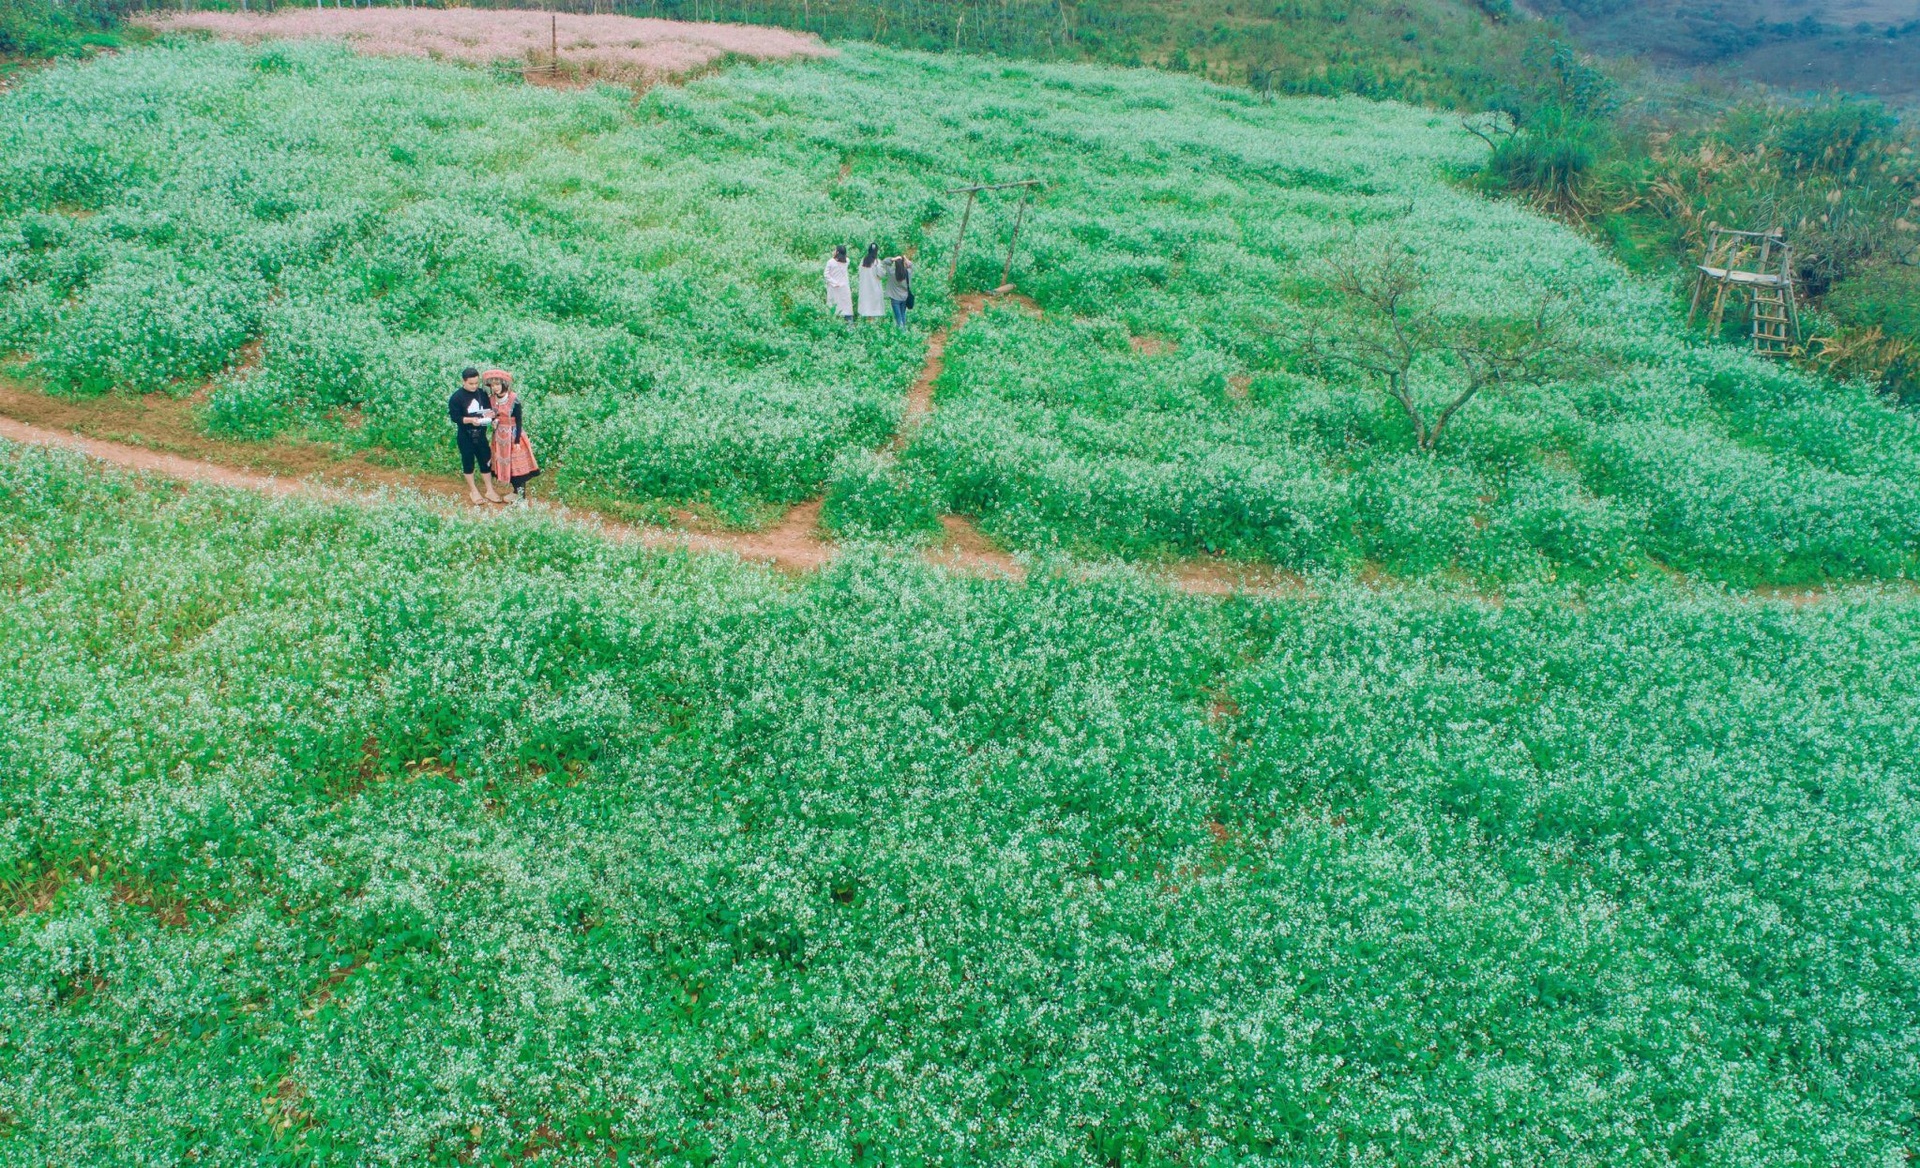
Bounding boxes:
825 243 914 326
450 249 912 500
448 366 541 506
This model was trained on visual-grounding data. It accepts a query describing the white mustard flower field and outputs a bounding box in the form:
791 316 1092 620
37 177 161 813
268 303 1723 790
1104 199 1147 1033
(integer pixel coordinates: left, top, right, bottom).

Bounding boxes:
2 442 1917 1164
5 41 1920 579
4 30 1919 1165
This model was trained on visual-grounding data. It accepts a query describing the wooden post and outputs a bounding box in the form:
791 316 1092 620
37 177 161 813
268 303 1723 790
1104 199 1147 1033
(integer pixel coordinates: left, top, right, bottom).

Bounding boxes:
998 185 1030 291
1688 226 1719 326
949 189 977 286
551 12 559 75
1783 240 1800 342
945 179 1044 293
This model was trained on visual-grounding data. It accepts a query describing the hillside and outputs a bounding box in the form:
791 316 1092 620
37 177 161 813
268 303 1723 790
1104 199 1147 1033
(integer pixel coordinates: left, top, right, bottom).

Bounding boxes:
6 37 1920 583
4 30 1920 1166
5 441 1919 1163
1527 0 1920 101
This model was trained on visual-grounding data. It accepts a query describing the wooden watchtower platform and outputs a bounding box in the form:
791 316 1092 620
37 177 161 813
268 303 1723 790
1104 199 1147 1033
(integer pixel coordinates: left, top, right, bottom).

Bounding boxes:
1688 226 1799 358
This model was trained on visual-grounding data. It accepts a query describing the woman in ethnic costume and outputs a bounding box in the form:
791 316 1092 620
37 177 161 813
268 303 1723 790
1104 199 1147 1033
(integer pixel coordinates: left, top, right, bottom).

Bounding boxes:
482 369 540 501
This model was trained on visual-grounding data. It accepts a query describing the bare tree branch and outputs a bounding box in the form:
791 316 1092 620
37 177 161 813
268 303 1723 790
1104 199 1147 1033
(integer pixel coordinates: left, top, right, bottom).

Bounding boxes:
1460 112 1516 150
1302 245 1579 452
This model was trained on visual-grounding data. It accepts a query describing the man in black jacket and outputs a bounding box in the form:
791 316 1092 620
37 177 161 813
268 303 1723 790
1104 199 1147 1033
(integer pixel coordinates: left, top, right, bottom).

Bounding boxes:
448 367 502 504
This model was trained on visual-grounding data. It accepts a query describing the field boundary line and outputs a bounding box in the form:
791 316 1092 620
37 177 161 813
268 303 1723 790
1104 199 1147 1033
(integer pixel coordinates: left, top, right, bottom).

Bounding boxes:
6 410 1885 604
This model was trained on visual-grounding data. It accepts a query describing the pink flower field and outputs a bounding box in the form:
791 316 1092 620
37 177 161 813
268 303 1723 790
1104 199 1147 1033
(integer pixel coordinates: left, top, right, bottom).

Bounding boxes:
138 8 831 82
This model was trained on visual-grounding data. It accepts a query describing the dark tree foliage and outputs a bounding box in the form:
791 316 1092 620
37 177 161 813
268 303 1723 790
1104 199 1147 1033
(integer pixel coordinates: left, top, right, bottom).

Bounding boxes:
0 0 136 56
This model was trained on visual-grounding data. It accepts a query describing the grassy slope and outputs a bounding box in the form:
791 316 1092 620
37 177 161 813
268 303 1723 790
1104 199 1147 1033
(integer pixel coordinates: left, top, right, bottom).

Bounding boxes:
604 0 1920 103
3 439 1918 1163
700 0 1533 105
1526 0 1920 101
3 36 1919 1167
6 41 1920 583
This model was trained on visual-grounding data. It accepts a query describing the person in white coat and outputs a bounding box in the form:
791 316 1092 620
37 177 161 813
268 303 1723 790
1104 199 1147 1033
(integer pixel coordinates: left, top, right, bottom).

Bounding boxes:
856 242 886 323
824 245 853 323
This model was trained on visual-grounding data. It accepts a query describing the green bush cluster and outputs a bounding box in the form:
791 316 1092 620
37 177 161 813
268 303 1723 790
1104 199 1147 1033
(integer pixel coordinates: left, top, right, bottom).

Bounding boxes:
0 0 131 58
4 441 1919 1163
820 447 941 542
1575 96 1918 395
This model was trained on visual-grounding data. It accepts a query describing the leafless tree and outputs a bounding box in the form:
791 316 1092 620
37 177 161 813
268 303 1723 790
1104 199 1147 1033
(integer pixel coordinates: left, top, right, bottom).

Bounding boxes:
1304 246 1578 453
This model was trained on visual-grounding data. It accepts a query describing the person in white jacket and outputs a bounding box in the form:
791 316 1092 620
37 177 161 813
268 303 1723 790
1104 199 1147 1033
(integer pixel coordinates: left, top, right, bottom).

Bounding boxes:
856 242 886 323
824 245 853 323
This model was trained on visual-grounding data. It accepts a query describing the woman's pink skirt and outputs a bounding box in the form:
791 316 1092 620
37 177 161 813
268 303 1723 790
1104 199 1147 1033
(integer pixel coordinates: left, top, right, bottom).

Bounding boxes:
493 430 539 481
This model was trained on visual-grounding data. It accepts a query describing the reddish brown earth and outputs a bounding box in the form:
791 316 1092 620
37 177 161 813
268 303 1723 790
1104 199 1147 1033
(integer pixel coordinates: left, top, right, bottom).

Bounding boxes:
891 291 1041 451
924 515 1024 581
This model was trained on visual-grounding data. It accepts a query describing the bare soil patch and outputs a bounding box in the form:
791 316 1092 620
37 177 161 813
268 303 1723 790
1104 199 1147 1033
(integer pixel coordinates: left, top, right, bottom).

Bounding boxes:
714 498 835 573
923 515 1024 580
1165 558 1312 597
138 9 830 85
0 412 347 501
0 383 467 500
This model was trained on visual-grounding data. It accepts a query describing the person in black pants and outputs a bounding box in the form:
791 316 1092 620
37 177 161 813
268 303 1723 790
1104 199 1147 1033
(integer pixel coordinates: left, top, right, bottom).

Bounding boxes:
448 367 503 504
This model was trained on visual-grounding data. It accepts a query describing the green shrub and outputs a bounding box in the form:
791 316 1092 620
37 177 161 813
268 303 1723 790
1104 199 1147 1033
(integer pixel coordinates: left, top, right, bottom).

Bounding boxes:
821 448 942 542
1772 98 1899 175
1484 105 1606 204
1826 265 1920 402
1831 265 1920 341
0 0 126 57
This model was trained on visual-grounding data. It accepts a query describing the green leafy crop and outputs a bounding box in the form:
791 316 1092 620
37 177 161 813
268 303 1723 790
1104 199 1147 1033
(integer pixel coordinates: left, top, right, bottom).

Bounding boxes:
4 40 1919 588
3 441 1918 1163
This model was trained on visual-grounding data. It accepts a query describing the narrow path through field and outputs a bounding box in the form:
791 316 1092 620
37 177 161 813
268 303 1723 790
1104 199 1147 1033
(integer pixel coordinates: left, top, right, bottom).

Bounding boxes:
0 295 1035 581
890 291 1034 451
736 290 1031 578
13 296 1845 603
0 409 1882 605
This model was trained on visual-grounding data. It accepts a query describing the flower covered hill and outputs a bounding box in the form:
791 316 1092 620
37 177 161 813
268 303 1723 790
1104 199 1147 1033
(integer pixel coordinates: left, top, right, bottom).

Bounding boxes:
5 20 1920 1167
6 36 1920 582
3 439 1919 1164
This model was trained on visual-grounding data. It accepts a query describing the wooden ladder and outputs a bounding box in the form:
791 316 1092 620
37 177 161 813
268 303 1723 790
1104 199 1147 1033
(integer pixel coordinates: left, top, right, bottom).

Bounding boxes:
1688 226 1799 359
1751 284 1796 358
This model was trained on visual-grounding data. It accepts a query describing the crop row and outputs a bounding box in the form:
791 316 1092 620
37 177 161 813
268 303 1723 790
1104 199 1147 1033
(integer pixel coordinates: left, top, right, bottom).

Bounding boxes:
5 40 1920 580
3 441 1915 1164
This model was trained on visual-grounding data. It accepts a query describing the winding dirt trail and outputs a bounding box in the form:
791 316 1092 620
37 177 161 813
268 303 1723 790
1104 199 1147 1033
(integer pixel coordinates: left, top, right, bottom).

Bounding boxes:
0 295 1039 581
735 290 1032 578
0 409 893 574
0 394 1881 606
889 291 1039 452
0 294 1315 594
0 416 336 500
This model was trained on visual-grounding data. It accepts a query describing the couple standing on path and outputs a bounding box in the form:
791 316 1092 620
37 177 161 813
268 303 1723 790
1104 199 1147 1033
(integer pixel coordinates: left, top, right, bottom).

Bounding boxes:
449 366 541 505
825 244 913 326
